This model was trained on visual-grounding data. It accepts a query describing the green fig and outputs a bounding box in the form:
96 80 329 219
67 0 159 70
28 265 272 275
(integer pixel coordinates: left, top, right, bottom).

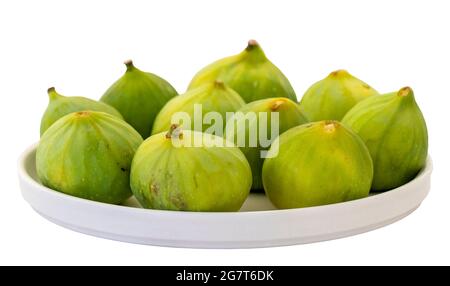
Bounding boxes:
225 97 308 191
188 40 297 103
40 87 123 136
131 124 252 211
299 70 379 121
100 60 178 138
152 80 245 135
36 111 143 204
342 87 428 191
262 121 373 209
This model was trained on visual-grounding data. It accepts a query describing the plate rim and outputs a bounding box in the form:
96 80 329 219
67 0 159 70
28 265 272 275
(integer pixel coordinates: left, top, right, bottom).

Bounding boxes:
19 142 433 216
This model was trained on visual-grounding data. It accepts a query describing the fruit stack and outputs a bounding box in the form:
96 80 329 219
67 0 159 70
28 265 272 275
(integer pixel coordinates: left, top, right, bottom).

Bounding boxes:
36 40 428 211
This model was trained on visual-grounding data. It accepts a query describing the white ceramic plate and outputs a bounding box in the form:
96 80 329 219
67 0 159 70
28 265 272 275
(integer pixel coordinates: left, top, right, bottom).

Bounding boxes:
18 143 432 248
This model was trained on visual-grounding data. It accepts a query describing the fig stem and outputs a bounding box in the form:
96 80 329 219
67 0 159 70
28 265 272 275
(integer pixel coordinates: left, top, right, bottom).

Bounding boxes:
246 39 259 50
323 121 338 133
166 124 183 139
214 80 225 89
47 87 60 100
329 70 349 77
271 100 285 111
244 39 267 62
124 59 135 71
74 111 91 117
398 86 413 97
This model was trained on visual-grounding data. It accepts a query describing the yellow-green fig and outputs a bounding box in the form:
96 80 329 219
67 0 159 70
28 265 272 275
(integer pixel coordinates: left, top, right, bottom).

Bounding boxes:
101 60 178 138
342 87 428 191
36 111 143 204
188 40 297 102
152 81 245 135
131 124 252 211
40 87 123 136
226 97 308 191
262 121 373 209
299 70 379 121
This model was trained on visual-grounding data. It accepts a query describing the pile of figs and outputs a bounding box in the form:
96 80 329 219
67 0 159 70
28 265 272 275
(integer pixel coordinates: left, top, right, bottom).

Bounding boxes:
36 40 428 211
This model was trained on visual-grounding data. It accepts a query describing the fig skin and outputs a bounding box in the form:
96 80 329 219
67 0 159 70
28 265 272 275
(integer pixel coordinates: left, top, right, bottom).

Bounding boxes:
262 121 373 209
36 111 143 204
188 40 297 103
101 60 178 138
226 97 308 191
40 87 123 136
299 70 379 121
342 87 428 191
130 125 252 212
152 81 245 135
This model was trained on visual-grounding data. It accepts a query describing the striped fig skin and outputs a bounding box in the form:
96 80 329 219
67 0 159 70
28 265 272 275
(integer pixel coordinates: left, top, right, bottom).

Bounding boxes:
36 111 143 204
40 87 123 136
152 81 245 134
262 121 373 209
299 70 379 121
342 87 428 191
131 126 252 211
101 60 177 138
188 40 297 103
226 97 308 191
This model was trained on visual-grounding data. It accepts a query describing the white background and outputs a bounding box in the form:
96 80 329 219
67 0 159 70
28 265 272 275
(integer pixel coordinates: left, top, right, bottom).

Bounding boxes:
1 0 449 265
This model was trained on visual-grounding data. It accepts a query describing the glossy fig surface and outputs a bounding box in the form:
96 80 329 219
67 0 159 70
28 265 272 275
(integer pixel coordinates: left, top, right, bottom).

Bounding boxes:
299 70 379 121
188 40 297 103
342 87 428 191
101 60 177 138
36 111 143 204
262 121 373 209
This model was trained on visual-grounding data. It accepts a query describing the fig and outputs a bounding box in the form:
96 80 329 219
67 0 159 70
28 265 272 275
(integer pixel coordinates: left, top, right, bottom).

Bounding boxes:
188 40 297 103
40 87 123 136
342 87 428 191
225 97 308 191
262 121 373 209
152 80 245 135
299 70 379 121
130 124 252 211
36 111 143 204
100 60 178 138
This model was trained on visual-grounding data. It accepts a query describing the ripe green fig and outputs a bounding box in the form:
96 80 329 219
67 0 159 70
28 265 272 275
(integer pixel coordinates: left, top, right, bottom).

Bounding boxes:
226 97 308 191
342 87 428 191
101 60 178 138
131 124 252 211
36 111 143 204
152 81 245 135
262 121 373 209
299 70 379 121
188 40 297 103
40 87 123 136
